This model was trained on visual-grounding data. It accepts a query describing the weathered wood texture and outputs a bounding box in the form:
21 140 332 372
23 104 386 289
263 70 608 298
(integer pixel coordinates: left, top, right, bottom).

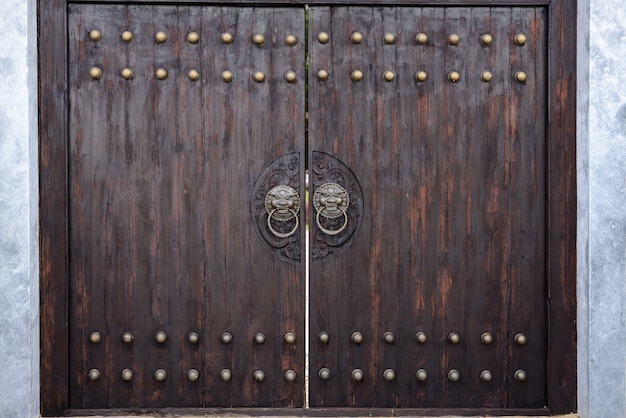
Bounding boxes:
308 6 548 408
67 4 304 408
40 1 576 416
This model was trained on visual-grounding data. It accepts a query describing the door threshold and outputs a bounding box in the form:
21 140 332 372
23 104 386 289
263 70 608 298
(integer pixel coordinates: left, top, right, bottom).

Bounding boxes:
62 408 578 418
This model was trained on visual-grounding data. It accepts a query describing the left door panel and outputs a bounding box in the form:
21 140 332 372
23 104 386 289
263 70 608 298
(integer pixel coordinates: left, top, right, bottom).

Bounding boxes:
68 4 305 408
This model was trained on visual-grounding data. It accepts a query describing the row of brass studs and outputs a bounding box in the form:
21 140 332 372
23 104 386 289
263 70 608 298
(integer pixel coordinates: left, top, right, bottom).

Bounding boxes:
90 330 527 346
87 365 527 383
316 331 527 345
89 30 298 47
89 330 297 345
88 66 527 84
318 69 528 84
88 67 298 83
315 367 528 383
89 29 527 47
318 31 527 47
87 367 297 383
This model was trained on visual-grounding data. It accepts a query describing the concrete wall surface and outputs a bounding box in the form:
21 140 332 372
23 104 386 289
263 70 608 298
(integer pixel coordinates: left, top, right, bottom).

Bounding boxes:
0 0 38 417
577 0 626 417
0 0 625 417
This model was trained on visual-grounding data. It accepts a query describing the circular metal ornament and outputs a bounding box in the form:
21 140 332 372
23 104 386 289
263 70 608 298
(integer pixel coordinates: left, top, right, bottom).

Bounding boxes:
187 31 200 44
89 30 102 42
313 183 349 220
313 183 349 236
264 185 301 221
121 31 133 43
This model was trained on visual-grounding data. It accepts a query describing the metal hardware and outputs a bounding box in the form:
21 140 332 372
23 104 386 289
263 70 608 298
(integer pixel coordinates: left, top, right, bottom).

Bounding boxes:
121 332 134 344
284 369 297 382
121 368 133 382
285 34 297 46
253 71 266 83
252 34 265 45
383 71 395 82
318 32 329 44
481 332 494 345
89 67 102 80
515 33 527 46
319 331 330 344
383 331 395 344
253 370 265 382
121 68 133 80
284 332 296 344
187 32 200 44
481 71 493 82
415 71 428 82
317 69 329 81
188 332 199 344
351 31 363 44
155 331 167 344
187 369 199 382
481 34 493 46
480 369 493 382
383 369 396 381
222 70 234 83
319 368 330 380
515 71 527 83
351 331 363 344
89 30 102 42
415 331 427 344
448 71 460 83
383 33 395 44
313 183 349 236
449 34 460 45
154 31 167 44
155 68 168 80
220 332 233 344
415 33 428 45
188 69 199 81
284 71 297 83
351 368 364 381
415 368 428 381
89 331 101 344
121 31 133 43
220 368 232 381
515 333 527 345
448 369 460 382
264 185 301 238
447 332 460 344
351 70 363 82
254 333 265 344
88 368 101 381
514 369 527 382
154 369 167 381
221 33 233 44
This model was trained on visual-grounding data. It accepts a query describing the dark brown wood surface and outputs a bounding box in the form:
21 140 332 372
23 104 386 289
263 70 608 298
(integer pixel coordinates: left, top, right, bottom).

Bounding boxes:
308 6 548 408
67 4 304 408
40 1 576 416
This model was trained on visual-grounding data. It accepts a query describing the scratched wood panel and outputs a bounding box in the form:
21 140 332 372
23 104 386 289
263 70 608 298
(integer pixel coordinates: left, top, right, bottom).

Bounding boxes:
68 4 304 408
308 6 547 408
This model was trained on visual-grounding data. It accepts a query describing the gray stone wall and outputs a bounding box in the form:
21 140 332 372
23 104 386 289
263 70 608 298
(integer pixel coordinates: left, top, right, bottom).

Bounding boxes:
0 0 624 417
0 0 38 416
577 0 626 417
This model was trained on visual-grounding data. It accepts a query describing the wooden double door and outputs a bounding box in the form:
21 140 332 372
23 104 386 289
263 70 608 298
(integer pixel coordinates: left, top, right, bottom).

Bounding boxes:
40 1 576 415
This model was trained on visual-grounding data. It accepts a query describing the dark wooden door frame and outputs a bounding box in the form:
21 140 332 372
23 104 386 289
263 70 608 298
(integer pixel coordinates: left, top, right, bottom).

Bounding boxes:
39 0 576 415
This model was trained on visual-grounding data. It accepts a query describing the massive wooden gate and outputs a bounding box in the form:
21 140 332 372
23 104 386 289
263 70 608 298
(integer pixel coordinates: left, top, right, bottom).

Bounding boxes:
40 0 576 415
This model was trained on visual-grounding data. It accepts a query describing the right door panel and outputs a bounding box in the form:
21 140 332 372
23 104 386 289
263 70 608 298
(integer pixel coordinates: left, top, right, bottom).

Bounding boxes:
308 7 547 408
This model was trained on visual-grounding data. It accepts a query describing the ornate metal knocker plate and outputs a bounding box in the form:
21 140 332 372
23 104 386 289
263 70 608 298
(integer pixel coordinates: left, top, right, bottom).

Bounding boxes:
313 183 349 236
264 185 301 238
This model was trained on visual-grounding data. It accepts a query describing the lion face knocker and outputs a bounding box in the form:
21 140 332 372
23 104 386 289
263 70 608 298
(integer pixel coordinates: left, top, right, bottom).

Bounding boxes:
264 184 301 238
313 183 349 236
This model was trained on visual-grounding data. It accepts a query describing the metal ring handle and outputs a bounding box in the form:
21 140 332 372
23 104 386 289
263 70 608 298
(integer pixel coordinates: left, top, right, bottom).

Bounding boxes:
316 206 348 236
268 208 299 238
